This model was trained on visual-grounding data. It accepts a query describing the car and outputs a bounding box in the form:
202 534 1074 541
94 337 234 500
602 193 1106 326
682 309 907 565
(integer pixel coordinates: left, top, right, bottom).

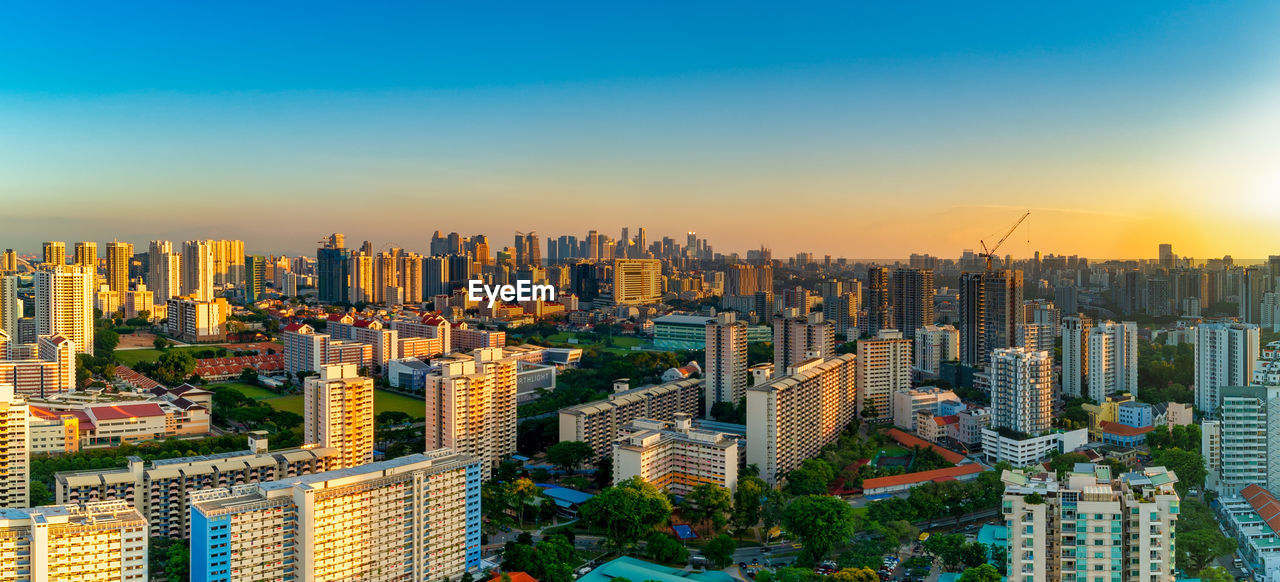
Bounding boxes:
761 546 772 553
739 563 747 569
752 559 759 565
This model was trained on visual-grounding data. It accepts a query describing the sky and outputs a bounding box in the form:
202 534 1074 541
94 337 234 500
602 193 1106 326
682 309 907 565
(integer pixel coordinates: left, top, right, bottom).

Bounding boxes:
3 1 1280 260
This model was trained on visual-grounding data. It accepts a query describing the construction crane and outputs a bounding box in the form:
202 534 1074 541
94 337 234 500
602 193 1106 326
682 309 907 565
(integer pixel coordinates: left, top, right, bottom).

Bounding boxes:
979 211 1030 271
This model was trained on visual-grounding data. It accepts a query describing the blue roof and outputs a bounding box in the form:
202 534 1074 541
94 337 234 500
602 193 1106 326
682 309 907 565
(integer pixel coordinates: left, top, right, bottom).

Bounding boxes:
539 485 594 507
579 557 732 582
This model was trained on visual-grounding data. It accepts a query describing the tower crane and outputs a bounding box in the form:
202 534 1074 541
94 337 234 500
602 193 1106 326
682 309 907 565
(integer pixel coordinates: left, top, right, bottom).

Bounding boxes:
979 211 1030 271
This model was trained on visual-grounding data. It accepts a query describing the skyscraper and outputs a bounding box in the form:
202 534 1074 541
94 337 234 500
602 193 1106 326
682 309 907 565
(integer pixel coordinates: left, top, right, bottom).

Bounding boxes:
772 309 834 378
0 276 16 341
612 259 662 305
1159 243 1174 269
244 254 266 303
148 240 182 305
1086 321 1138 404
1060 314 1092 399
988 347 1052 434
1205 385 1280 495
856 330 911 423
891 267 934 339
959 270 1024 368
705 312 748 415
105 241 132 292
317 234 351 304
42 241 66 266
1196 322 1260 414
0 250 15 274
35 265 94 355
424 348 518 479
866 266 892 335
182 240 215 301
303 364 374 469
0 385 28 508
1241 267 1268 324
73 241 97 269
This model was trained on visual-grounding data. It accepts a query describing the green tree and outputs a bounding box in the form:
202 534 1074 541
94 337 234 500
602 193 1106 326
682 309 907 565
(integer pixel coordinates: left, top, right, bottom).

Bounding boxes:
784 458 834 495
153 350 197 385
1176 529 1237 574
924 533 967 569
580 477 673 550
645 532 689 565
546 441 594 475
760 490 788 542
154 337 169 350
703 534 736 569
1149 448 1205 495
782 495 856 562
958 564 1001 582
1197 565 1235 582
680 483 732 533
731 475 768 530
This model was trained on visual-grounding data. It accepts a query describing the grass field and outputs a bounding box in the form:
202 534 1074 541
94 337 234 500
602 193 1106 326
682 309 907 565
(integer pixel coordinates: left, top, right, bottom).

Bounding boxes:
218 383 423 419
542 332 648 353
115 346 209 366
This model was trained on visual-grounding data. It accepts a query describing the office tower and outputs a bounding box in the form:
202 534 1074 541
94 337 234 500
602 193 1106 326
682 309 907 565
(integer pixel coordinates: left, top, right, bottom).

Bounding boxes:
1242 267 1268 324
42 241 66 266
913 324 958 376
1054 284 1078 315
1159 243 1174 269
866 266 892 335
704 312 748 415
724 264 760 296
587 230 600 261
892 268 934 339
0 276 15 341
1205 385 1280 496
1264 292 1280 332
35 265 94 355
0 250 15 274
559 378 703 461
1196 322 1260 413
772 310 834 378
856 330 911 423
73 241 97 270
347 253 374 304
244 254 266 303
424 255 450 298
613 414 739 495
446 253 472 290
0 502 149 579
514 231 541 267
746 354 857 484
182 240 214 301
822 291 860 339
472 234 491 266
103 241 131 292
1001 465 1179 582
1060 314 1092 399
190 450 482 582
147 240 182 305
425 348 518 478
612 258 662 305
988 347 1052 434
0 385 27 508
959 269 1024 368
1086 321 1138 404
317 233 351 304
302 364 374 470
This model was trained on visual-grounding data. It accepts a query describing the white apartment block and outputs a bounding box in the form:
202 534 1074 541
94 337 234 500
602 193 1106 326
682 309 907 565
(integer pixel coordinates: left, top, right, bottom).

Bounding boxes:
1205 385 1280 496
982 428 1088 467
988 347 1053 435
1060 315 1092 399
891 386 959 431
1196 322 1260 413
857 330 911 423
704 312 748 415
613 413 738 495
914 324 958 376
425 348 517 479
746 354 857 484
559 378 703 462
1087 321 1138 404
0 385 27 509
191 450 482 582
0 501 148 582
1001 464 1179 582
772 310 835 379
303 364 375 470
34 265 94 356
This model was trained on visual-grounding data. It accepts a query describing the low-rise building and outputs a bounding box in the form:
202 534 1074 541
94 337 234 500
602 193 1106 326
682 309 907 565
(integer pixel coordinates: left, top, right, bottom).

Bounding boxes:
1219 484 1280 582
612 413 738 495
892 386 959 430
981 428 1088 466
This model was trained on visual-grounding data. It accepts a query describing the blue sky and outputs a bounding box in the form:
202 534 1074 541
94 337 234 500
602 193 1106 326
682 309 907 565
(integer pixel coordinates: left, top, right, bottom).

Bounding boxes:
3 2 1279 258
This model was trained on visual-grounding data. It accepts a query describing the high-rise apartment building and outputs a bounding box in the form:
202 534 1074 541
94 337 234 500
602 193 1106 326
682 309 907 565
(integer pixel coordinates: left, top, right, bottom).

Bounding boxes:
612 259 662 305
35 265 94 355
1086 321 1138 404
244 254 265 303
400 252 424 303
166 297 229 343
182 240 215 301
0 385 28 508
1060 314 1092 399
1204 385 1280 496
148 240 183 305
105 241 132 292
772 309 834 378
959 269 1024 368
612 414 739 495
559 378 703 462
1196 322 1260 413
746 355 857 484
988 347 1052 435
0 276 16 341
1000 464 1179 582
190 450 482 582
704 312 748 415
822 288 861 339
303 364 375 470
0 250 16 275
892 268 934 339
866 266 892 335
0 502 149 581
424 348 518 478
1242 267 1268 324
856 330 911 423
317 234 351 304
42 241 66 267
74 241 97 270
913 324 958 376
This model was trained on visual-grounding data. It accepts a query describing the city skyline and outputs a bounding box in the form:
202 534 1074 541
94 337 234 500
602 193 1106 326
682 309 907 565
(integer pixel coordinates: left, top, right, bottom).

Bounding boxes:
5 2 1280 257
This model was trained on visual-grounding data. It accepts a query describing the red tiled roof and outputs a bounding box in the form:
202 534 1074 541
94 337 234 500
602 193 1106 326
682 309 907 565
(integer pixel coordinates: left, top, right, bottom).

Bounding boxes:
89 403 166 421
933 415 959 426
30 407 94 431
861 464 985 491
1243 485 1280 533
885 428 966 464
1099 421 1155 437
489 573 537 582
283 323 306 332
